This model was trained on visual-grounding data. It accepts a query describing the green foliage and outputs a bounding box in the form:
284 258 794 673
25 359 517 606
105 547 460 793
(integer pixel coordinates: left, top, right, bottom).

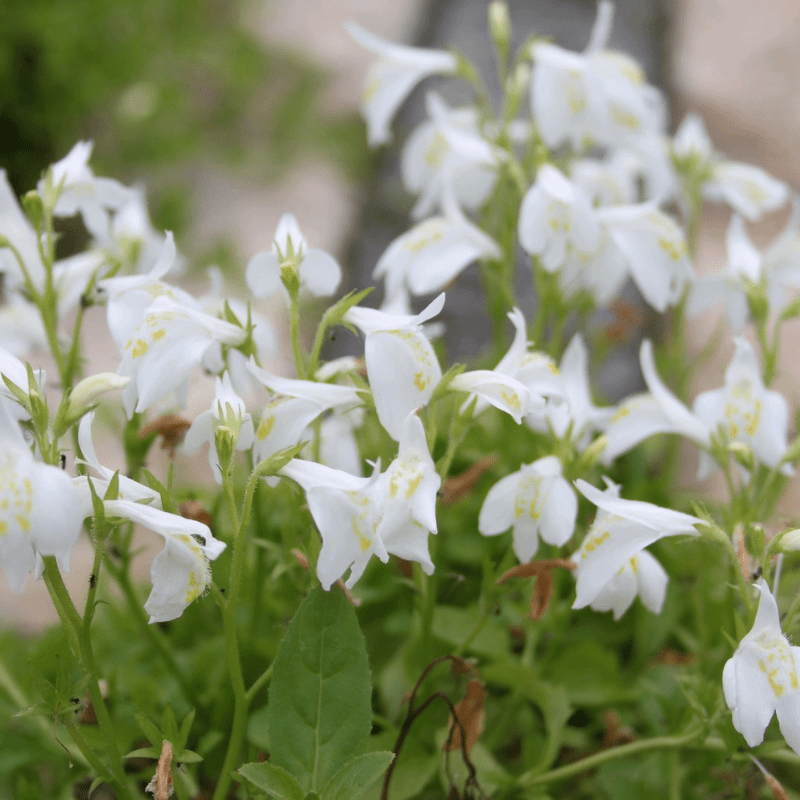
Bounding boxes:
266 586 376 793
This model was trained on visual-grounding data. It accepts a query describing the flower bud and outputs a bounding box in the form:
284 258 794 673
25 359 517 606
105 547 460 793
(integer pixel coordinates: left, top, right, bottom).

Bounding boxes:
66 373 130 422
489 1 511 56
745 280 768 326
214 425 236 475
22 191 44 231
777 528 800 552
728 440 755 473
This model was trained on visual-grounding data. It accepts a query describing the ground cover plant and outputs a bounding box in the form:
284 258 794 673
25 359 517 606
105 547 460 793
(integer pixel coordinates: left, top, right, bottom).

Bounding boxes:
3 2 800 798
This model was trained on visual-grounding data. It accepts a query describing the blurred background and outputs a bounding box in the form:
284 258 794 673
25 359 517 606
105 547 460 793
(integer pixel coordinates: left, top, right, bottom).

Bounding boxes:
1 0 800 627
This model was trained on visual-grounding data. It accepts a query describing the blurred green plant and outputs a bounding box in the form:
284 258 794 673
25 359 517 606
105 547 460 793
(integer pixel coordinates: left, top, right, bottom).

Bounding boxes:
0 0 373 239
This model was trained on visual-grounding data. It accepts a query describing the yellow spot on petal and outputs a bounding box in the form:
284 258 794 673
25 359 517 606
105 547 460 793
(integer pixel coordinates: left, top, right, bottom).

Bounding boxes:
16 514 29 532
152 328 166 341
405 473 422 499
257 416 275 441
0 521 6 535
132 339 148 358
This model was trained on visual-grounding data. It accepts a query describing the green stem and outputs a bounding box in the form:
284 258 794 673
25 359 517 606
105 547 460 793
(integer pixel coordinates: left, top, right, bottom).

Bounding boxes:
245 663 274 705
41 558 132 799
107 558 199 709
519 729 702 788
289 292 306 379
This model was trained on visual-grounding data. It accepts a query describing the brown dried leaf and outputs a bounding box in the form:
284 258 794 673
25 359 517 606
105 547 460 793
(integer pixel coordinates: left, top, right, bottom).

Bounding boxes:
497 558 576 584
529 569 554 620
155 740 173 800
441 455 498 505
764 772 790 800
179 500 212 528
291 549 309 571
139 414 191 458
445 680 486 757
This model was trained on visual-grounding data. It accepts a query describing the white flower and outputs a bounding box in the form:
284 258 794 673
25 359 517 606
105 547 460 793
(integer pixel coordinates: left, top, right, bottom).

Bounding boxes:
526 333 613 447
693 338 790 480
280 412 439 588
345 22 458 147
245 213 341 300
723 580 800 754
673 113 788 221
183 371 254 482
374 178 501 301
344 293 444 440
597 203 694 312
479 456 576 562
530 1 664 152
588 550 667 621
449 309 552 423
39 141 134 239
98 232 198 353
572 478 701 617
688 208 800 331
117 295 246 416
401 92 501 219
246 361 362 463
103 498 225 623
0 403 84 592
518 165 600 273
280 459 389 590
374 411 440 573
0 170 46 292
602 339 710 464
78 412 162 505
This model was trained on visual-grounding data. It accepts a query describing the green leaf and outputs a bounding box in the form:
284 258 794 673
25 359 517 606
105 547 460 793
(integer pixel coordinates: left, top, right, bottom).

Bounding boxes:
175 749 203 764
134 712 163 747
125 747 160 759
237 762 305 800
267 586 372 792
321 752 394 800
177 708 196 752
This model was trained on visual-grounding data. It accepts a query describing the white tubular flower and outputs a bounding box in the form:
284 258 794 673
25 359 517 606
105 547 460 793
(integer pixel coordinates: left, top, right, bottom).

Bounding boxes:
183 371 254 482
597 203 694 312
693 338 790 480
723 580 800 754
602 339 710 464
401 92 501 219
345 22 458 147
570 151 640 207
588 549 668 620
280 459 389 590
78 413 162 505
374 178 501 299
572 478 701 616
687 215 760 332
673 113 788 221
246 361 362 463
99 232 198 353
103 498 225 623
245 213 341 300
0 404 84 592
117 295 246 416
479 455 577 562
530 1 664 152
39 141 134 239
375 411 440 572
344 294 444 440
528 333 613 447
0 170 46 292
518 165 600 273
0 296 47 357
688 207 800 330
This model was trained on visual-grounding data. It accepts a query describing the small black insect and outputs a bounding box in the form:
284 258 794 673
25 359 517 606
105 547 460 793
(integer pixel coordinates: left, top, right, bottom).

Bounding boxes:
60 453 67 470
89 573 97 589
